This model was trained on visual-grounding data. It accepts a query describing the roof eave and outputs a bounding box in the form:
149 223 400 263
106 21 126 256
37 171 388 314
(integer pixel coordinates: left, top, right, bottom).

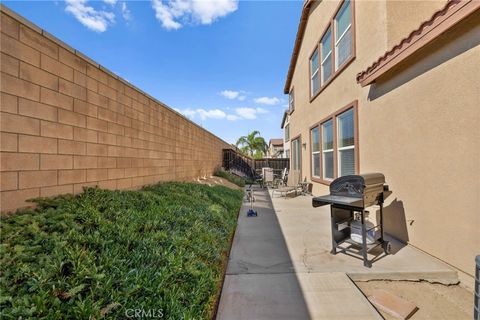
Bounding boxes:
283 0 315 94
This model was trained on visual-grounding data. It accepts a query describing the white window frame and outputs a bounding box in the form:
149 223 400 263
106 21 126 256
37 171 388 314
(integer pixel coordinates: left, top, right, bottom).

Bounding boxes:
336 109 355 176
311 127 320 178
321 121 334 180
337 145 355 176
288 89 294 112
310 49 319 96
320 28 332 85
292 138 301 171
285 123 290 141
334 1 352 70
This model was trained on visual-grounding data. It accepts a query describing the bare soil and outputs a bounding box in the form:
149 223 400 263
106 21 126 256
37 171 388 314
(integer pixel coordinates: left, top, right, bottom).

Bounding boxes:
356 280 473 320
191 176 243 190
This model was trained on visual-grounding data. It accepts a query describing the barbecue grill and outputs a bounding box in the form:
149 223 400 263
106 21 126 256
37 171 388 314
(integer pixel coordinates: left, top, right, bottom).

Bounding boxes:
312 173 392 267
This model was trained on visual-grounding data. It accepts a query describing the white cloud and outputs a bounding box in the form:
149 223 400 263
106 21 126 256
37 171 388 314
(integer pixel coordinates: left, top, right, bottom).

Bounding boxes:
196 108 226 120
121 2 132 21
254 96 281 106
65 0 115 32
176 105 268 122
220 90 240 99
220 90 246 101
151 0 238 30
151 0 182 30
191 0 238 24
178 108 229 121
226 114 240 121
103 0 117 5
256 107 268 114
235 107 269 120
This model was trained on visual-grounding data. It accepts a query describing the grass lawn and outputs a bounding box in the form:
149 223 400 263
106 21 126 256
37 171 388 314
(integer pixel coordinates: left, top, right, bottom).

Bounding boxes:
0 182 243 319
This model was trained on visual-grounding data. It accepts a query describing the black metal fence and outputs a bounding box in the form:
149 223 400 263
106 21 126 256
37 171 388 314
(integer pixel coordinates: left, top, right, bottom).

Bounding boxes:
222 149 289 178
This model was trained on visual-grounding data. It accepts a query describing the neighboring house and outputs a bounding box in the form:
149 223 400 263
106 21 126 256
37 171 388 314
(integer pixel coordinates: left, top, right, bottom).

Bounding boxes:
281 110 291 160
284 0 479 285
267 139 284 158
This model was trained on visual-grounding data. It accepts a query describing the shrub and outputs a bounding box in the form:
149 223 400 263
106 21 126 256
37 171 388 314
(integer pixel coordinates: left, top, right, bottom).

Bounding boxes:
0 182 243 319
213 170 246 187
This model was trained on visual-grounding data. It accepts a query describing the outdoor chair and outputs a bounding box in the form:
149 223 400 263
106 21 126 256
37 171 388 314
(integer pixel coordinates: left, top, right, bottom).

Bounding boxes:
262 167 274 187
271 170 301 198
273 168 288 188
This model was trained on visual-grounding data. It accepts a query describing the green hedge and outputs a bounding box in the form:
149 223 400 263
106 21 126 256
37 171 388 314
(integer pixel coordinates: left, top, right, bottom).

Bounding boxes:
0 182 243 319
213 170 246 187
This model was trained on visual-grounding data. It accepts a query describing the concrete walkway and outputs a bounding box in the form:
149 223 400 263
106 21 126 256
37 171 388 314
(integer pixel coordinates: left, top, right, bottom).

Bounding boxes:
216 186 457 320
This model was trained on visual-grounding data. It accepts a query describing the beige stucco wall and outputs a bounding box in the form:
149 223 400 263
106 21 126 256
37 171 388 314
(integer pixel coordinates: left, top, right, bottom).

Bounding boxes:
0 8 230 212
386 0 446 47
286 0 479 278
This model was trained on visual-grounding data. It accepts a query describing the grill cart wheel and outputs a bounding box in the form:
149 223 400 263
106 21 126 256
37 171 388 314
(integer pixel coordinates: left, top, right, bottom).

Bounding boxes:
382 241 391 255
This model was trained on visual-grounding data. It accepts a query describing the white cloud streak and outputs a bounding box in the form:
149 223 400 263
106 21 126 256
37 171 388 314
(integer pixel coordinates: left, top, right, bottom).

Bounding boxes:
151 0 238 30
220 90 246 101
103 0 117 5
176 106 268 122
65 0 115 32
254 96 281 106
235 107 268 120
121 2 132 21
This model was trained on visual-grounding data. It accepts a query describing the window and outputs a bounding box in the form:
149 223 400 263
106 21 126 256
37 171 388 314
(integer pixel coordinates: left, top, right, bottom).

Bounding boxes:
310 48 319 96
335 0 352 70
289 89 295 112
311 127 320 177
337 108 355 176
322 120 334 180
286 149 290 159
292 137 301 171
308 0 354 99
320 28 332 85
310 102 358 183
285 123 290 141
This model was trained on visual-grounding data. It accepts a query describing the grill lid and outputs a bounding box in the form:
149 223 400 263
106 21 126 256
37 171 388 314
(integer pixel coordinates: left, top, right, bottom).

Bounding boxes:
330 173 385 197
359 173 385 186
312 173 387 209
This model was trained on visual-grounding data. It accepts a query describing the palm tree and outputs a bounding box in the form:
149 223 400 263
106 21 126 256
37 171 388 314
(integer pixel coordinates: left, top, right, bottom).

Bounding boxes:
236 130 268 159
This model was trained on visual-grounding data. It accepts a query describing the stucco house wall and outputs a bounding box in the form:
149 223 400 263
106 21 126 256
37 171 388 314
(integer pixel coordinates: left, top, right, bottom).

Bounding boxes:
0 6 230 212
285 0 479 280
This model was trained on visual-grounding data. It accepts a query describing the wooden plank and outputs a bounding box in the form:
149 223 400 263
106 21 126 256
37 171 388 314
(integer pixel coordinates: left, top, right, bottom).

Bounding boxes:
368 289 418 319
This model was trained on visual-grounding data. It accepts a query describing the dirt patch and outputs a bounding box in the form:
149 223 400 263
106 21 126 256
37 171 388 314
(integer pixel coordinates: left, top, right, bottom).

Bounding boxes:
192 176 243 190
355 280 473 319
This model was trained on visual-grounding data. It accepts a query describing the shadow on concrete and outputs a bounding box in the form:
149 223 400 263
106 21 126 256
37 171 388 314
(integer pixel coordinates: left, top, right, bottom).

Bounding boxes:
367 10 480 100
217 185 311 319
379 199 409 254
372 198 409 256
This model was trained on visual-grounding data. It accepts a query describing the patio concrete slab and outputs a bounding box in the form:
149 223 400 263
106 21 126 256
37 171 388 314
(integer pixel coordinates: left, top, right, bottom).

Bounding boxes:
217 272 382 320
269 193 458 283
226 188 295 275
217 186 457 320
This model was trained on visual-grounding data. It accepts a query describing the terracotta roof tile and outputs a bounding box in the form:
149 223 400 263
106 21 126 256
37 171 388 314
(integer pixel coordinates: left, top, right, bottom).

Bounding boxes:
269 139 284 146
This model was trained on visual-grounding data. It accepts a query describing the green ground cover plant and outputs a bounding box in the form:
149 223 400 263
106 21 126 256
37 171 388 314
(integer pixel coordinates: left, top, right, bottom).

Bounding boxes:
0 182 243 319
213 170 246 187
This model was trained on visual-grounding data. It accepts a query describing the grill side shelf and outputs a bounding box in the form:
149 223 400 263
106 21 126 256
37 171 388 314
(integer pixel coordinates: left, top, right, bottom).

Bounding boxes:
312 195 364 208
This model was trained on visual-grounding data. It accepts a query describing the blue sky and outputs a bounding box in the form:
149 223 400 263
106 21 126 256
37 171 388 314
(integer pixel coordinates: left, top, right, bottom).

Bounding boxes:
4 0 302 144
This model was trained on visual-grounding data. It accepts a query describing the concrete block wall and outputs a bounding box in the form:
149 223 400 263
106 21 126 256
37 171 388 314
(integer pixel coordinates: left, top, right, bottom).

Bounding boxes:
0 7 230 212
